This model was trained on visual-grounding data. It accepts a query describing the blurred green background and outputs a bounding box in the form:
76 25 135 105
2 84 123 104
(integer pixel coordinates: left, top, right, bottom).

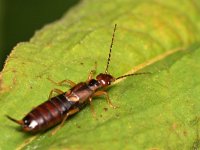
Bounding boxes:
0 0 80 71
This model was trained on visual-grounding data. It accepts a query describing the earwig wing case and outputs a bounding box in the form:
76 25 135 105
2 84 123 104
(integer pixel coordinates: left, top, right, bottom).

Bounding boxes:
1 0 200 149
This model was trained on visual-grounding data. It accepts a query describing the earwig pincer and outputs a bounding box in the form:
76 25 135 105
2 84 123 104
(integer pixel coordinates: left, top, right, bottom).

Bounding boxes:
7 24 149 134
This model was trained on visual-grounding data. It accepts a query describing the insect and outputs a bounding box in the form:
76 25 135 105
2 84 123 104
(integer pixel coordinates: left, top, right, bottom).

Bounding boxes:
6 24 149 134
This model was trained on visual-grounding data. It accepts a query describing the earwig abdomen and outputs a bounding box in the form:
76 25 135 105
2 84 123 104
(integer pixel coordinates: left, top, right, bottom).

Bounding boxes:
22 94 77 133
7 83 95 133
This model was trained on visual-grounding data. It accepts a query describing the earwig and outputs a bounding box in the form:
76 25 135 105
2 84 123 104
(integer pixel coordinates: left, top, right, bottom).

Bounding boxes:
6 24 150 134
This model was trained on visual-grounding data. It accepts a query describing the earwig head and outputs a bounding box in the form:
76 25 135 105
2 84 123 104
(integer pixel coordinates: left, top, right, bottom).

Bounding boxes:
96 73 115 87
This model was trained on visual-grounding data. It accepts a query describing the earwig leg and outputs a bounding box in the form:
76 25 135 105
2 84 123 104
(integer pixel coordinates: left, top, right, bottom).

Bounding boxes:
48 77 76 87
51 108 80 135
49 88 65 99
87 61 97 81
88 70 96 81
93 91 117 109
89 97 96 118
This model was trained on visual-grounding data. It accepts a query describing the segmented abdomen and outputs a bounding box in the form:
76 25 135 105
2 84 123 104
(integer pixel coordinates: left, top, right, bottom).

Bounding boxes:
23 93 76 132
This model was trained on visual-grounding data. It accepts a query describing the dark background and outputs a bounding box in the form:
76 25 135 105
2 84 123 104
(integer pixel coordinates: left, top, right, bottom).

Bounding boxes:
0 0 80 71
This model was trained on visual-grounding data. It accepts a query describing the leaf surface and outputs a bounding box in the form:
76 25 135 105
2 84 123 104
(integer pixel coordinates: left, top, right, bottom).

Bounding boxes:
0 0 200 149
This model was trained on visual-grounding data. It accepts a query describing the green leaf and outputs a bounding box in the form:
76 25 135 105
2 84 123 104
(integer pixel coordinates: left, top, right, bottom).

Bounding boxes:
1 0 200 149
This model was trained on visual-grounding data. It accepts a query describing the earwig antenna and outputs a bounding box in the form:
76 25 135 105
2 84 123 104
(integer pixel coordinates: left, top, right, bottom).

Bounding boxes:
6 115 23 125
105 24 117 74
116 72 151 80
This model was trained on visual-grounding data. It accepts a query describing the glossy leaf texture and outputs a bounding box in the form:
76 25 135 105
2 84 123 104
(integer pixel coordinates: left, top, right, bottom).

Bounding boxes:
0 0 200 149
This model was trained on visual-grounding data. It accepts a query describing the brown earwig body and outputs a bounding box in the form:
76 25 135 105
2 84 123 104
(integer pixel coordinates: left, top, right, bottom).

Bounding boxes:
7 24 149 134
7 77 114 133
